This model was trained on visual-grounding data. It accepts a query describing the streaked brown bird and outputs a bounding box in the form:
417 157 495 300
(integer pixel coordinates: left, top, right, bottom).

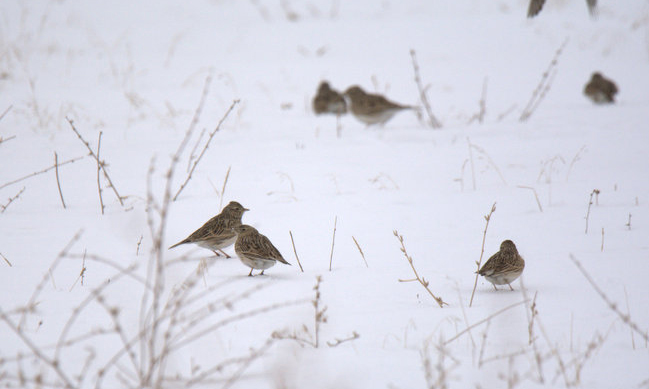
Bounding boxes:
584 72 618 104
478 240 525 291
527 0 597 18
312 81 347 115
234 224 290 276
168 201 249 258
343 85 414 126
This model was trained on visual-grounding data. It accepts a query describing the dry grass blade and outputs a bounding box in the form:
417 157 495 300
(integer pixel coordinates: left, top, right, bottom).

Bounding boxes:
96 131 105 214
444 299 528 345
289 231 304 272
1 252 12 267
66 117 125 207
54 152 67 209
0 186 25 213
410 49 442 129
517 186 543 212
173 99 240 201
352 235 368 267
328 216 337 271
394 230 447 308
469 202 496 307
219 165 232 210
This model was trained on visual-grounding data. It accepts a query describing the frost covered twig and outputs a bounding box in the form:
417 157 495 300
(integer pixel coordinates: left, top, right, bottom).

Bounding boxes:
410 49 442 129
469 202 496 307
394 230 447 308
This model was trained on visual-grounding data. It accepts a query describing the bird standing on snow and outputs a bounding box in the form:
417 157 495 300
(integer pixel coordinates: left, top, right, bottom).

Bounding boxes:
584 72 618 104
168 201 249 258
343 85 415 126
478 240 525 291
234 224 291 276
313 81 347 115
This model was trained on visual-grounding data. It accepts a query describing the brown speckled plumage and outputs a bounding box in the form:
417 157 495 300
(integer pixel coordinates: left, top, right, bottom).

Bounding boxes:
584 72 618 104
234 225 290 276
478 240 525 291
313 81 347 115
344 85 413 126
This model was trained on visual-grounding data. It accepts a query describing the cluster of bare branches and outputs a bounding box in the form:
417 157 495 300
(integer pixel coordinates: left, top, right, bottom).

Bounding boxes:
394 230 447 308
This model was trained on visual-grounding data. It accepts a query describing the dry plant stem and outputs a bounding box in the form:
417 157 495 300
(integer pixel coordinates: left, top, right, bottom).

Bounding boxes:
328 216 337 271
584 189 598 234
444 299 528 345
520 278 544 383
394 230 447 307
136 235 143 255
69 250 88 291
289 231 304 272
352 235 369 267
468 77 488 125
220 338 276 389
219 165 232 210
517 186 543 212
54 152 67 209
0 186 25 213
570 255 649 343
0 155 85 190
327 331 360 347
1 252 12 266
600 228 604 252
173 99 240 201
96 132 105 214
469 202 497 307
626 213 632 230
187 127 207 173
410 49 442 128
519 38 568 121
0 104 12 122
477 320 491 368
623 287 636 349
66 118 124 206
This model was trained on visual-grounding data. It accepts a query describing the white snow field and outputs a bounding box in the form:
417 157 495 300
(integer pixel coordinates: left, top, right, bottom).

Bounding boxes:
1 0 648 388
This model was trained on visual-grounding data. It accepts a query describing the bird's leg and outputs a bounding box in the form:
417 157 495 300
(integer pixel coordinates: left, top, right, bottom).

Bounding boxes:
248 268 253 277
260 270 265 276
508 283 514 291
217 249 231 259
492 283 498 291
211 250 221 257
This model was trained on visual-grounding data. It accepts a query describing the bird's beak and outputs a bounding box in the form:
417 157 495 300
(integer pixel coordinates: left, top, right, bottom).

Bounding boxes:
243 208 250 212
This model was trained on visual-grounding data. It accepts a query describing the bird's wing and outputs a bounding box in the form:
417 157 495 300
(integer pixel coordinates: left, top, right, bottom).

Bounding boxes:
527 0 545 18
240 234 289 264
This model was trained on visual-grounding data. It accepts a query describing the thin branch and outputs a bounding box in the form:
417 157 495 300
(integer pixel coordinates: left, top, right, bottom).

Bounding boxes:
69 249 87 291
410 49 442 129
328 216 338 271
444 299 528 344
570 255 648 343
394 230 447 307
327 331 360 347
469 202 497 307
0 155 85 190
54 152 67 209
584 189 599 234
219 165 231 210
173 99 240 201
136 235 144 256
0 186 25 213
1 252 12 266
96 132 105 214
517 185 543 212
66 117 124 206
352 235 368 267
289 231 304 272
0 104 12 122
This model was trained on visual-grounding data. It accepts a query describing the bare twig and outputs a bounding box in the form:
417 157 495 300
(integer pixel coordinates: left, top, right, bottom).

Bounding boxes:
625 213 632 230
565 145 587 181
1 252 12 266
96 131 105 214
584 189 599 234
517 186 543 212
394 230 447 307
445 299 528 345
219 165 231 210
69 250 88 291
0 186 25 213
570 255 649 343
600 227 604 252
289 231 304 272
187 128 207 173
352 236 368 267
328 216 337 271
410 49 442 129
519 38 568 122
54 152 67 209
173 99 239 201
327 331 360 347
470 202 497 307
0 155 85 190
136 235 144 256
66 117 124 206
0 104 12 122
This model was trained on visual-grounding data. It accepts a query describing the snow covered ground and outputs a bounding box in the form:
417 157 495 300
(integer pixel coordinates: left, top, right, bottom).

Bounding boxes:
1 0 648 388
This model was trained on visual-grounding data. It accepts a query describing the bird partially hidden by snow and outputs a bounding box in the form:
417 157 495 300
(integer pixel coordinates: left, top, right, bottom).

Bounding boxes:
478 240 525 291
343 85 415 126
312 81 347 116
584 72 618 104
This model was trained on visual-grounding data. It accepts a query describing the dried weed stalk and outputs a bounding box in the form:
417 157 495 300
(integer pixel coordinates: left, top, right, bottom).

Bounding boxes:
469 202 496 307
0 155 85 190
519 38 568 122
468 77 488 125
410 49 442 129
352 235 368 267
289 231 304 272
1 252 12 267
328 216 337 271
584 189 600 234
0 186 25 213
54 152 67 209
517 186 543 212
393 230 447 308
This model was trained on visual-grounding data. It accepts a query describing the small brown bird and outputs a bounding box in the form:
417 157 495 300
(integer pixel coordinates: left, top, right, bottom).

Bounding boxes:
584 72 618 104
234 224 290 276
344 85 414 126
168 201 249 258
527 0 597 18
478 240 525 291
313 81 347 115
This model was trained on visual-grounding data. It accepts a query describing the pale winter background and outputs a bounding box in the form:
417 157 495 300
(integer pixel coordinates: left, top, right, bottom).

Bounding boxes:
1 0 648 388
